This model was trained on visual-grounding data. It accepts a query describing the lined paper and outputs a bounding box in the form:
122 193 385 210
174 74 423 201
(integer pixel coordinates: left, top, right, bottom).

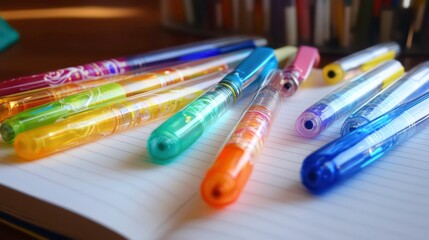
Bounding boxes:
1 70 429 239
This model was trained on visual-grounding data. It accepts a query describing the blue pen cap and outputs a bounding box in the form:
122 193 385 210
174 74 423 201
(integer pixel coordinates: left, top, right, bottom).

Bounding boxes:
220 47 277 101
301 155 339 193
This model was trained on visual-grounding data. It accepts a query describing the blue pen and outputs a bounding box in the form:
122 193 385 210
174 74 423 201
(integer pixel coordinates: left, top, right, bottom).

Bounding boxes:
342 61 429 135
301 91 429 193
295 60 404 138
147 47 285 162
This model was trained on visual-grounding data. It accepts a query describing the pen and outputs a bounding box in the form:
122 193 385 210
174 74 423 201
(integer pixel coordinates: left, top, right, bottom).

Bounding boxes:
147 46 295 162
200 46 319 207
295 60 404 138
322 42 401 84
0 36 266 97
0 50 252 143
13 73 224 160
282 46 320 96
301 91 429 193
341 61 429 135
0 51 250 123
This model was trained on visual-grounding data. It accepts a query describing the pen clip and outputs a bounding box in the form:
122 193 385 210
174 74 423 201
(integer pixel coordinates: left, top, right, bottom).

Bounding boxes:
360 50 396 72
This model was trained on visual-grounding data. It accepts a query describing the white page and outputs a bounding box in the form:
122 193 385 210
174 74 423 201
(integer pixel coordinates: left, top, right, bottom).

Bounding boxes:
1 70 429 239
156 70 429 240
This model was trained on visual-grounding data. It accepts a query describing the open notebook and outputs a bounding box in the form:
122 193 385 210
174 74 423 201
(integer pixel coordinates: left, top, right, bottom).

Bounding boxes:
0 70 428 239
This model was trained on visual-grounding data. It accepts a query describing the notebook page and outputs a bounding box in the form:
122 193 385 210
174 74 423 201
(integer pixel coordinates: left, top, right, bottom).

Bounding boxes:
155 70 429 240
0 80 258 239
1 69 428 239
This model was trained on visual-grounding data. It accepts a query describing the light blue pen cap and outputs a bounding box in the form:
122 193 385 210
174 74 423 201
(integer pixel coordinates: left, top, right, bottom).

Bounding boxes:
219 47 278 101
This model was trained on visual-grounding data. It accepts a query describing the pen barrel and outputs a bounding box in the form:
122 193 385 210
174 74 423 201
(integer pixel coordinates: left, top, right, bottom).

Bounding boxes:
13 79 214 160
0 37 264 97
296 60 404 138
1 52 247 143
201 70 285 207
341 61 429 135
322 42 400 84
0 83 127 143
301 92 429 192
148 84 235 162
337 42 400 71
0 79 111 122
0 58 130 97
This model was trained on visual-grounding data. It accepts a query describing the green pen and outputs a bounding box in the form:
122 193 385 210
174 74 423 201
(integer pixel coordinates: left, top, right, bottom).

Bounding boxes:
0 51 251 143
147 46 296 163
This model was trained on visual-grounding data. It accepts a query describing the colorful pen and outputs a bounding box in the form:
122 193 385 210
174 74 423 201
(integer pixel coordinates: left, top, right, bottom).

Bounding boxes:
200 47 319 207
0 36 266 97
322 42 400 84
341 61 429 135
282 46 320 96
147 47 295 163
0 50 252 143
301 91 429 193
13 73 224 160
295 60 404 138
0 51 250 123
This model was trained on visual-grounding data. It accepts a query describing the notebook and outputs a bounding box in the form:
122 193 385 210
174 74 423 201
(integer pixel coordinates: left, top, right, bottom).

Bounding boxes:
0 69 428 239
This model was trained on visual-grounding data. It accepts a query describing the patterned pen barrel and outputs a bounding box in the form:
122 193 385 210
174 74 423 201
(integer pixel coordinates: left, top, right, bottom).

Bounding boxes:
13 73 223 160
0 50 251 143
0 36 266 96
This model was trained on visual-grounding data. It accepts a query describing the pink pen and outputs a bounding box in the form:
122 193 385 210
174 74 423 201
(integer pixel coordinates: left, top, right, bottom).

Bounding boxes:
282 46 320 96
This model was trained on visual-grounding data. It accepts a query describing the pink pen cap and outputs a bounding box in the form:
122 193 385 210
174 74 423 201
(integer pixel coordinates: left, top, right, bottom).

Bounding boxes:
282 46 320 96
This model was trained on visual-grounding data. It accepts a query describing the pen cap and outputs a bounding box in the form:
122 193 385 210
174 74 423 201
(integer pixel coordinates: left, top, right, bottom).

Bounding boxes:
220 47 277 99
282 46 320 95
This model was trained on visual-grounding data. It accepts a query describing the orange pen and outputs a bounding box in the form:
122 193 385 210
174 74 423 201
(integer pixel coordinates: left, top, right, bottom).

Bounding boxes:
201 46 319 208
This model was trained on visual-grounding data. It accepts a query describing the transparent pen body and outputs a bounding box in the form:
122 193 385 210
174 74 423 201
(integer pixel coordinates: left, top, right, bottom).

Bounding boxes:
296 60 404 138
301 92 429 192
0 50 250 143
147 47 279 162
13 74 222 160
0 61 183 122
322 42 400 84
342 61 429 135
201 70 286 207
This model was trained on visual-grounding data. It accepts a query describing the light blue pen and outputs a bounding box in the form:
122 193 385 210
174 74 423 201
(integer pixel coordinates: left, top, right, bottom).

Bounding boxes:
147 47 282 162
301 91 429 193
295 60 404 138
341 61 429 135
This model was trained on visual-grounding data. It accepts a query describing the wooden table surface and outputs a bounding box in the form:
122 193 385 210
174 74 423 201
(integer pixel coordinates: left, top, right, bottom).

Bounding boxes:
0 1 427 239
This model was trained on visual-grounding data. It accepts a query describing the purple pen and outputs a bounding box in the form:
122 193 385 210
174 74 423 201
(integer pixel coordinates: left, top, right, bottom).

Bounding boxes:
0 36 266 97
295 60 404 138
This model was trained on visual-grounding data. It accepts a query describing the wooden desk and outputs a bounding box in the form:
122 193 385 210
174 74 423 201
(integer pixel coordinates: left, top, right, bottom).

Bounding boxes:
0 1 426 238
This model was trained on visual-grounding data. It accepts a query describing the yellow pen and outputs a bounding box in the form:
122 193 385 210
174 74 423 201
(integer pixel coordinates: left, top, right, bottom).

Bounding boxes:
13 72 224 160
322 42 400 84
